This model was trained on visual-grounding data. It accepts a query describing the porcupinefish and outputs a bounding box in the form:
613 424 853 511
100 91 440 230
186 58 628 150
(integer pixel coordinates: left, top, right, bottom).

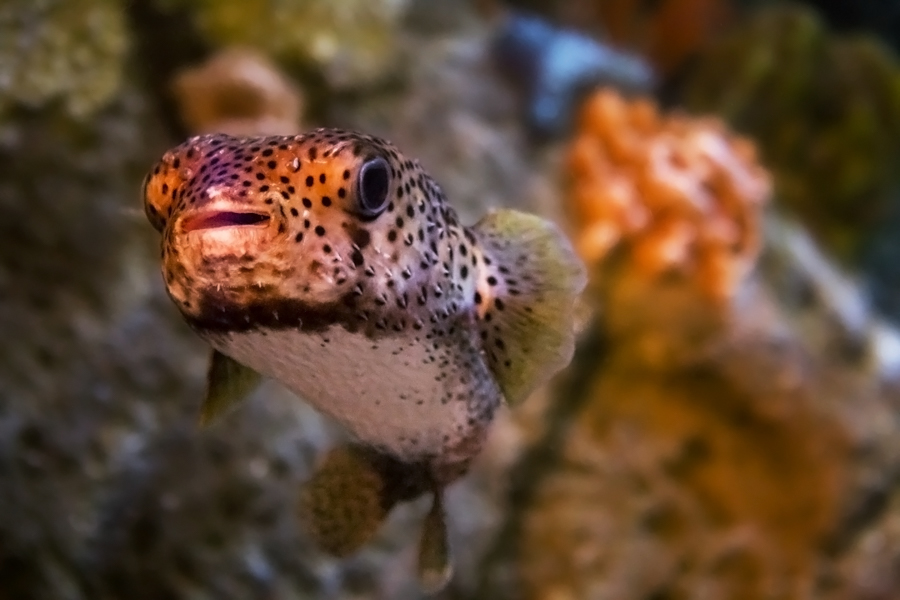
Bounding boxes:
143 128 585 591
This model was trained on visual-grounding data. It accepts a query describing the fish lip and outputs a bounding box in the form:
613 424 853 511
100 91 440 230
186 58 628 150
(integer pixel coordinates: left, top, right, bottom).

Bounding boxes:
180 210 271 233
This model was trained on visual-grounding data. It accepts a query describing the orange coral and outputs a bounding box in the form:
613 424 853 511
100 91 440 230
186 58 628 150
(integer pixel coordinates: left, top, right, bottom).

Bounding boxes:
567 88 770 301
172 47 303 136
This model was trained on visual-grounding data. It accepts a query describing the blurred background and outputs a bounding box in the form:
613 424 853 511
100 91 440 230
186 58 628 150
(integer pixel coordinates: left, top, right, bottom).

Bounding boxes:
3 0 900 598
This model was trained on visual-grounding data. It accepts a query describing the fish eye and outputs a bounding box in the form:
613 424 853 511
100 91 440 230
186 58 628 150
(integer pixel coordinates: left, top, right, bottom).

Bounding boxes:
356 157 391 218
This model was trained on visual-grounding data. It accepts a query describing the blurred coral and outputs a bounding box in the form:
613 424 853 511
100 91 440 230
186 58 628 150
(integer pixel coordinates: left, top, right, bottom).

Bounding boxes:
500 0 736 78
683 5 900 262
599 0 736 77
159 0 411 89
507 90 886 599
0 0 128 118
172 47 304 136
492 12 653 136
517 347 852 600
506 215 900 598
566 88 770 303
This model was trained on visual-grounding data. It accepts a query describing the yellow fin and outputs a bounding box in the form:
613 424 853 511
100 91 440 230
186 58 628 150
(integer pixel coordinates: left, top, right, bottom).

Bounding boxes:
471 209 587 406
199 350 262 426
417 493 453 594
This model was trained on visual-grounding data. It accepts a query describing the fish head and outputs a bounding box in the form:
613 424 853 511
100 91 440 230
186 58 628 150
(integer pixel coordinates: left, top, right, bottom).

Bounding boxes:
143 129 449 333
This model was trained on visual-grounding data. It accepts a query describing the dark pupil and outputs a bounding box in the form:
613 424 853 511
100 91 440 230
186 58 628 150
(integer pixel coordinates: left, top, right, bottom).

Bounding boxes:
359 158 389 213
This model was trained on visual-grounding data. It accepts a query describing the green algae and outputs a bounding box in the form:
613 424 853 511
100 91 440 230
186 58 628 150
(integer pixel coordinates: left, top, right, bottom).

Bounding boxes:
683 6 900 262
0 0 129 118
159 0 411 89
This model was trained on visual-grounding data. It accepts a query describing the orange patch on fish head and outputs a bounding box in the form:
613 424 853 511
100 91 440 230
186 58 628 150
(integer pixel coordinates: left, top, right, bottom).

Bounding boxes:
143 130 404 322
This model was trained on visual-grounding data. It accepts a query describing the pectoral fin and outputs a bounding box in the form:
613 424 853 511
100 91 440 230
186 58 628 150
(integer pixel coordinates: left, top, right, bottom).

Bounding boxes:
199 350 262 426
417 492 453 594
471 209 587 405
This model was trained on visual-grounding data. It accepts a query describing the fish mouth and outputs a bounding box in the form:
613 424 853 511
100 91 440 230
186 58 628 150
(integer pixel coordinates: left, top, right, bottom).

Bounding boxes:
181 210 270 233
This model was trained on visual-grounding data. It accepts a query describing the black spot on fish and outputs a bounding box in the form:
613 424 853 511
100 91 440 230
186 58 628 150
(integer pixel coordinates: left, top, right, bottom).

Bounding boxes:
350 226 371 250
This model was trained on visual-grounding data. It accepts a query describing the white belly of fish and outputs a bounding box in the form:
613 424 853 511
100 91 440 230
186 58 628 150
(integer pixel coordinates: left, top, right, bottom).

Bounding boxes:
208 326 477 461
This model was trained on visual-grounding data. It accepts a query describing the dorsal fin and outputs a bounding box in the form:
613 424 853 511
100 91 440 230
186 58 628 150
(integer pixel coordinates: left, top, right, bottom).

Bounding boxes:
199 350 262 426
470 209 586 406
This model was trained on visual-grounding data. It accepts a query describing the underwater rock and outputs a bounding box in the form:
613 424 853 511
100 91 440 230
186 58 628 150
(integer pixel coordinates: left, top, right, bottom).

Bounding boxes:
683 5 900 264
171 47 304 136
162 0 412 90
88 415 330 600
516 343 852 599
0 81 176 599
827 484 900 600
0 0 129 118
492 12 654 137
